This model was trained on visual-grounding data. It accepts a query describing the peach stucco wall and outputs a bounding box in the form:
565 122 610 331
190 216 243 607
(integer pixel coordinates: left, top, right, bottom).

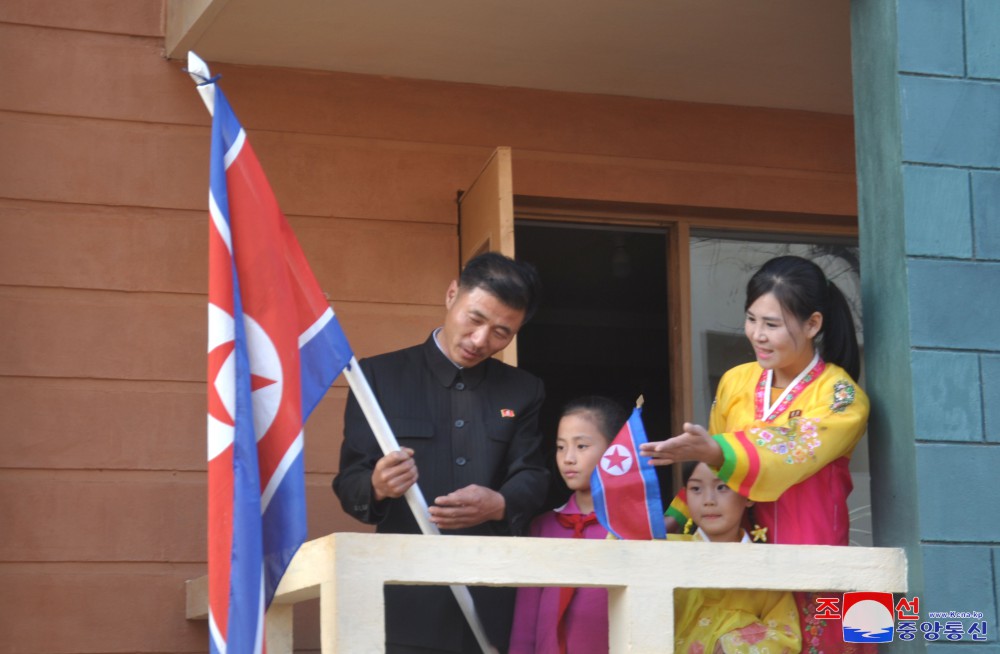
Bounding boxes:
0 1 856 652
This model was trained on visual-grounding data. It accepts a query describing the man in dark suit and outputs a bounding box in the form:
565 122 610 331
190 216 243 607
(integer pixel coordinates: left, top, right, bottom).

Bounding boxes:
333 252 549 653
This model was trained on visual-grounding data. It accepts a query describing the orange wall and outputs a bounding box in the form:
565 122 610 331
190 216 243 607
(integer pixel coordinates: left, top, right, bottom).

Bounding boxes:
0 1 856 652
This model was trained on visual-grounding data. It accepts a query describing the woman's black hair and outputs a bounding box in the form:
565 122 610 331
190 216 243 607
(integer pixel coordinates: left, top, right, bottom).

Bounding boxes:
745 255 861 380
560 395 629 444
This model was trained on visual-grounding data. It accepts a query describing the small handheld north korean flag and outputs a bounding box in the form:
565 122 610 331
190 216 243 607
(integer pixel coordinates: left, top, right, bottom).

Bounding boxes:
591 396 666 540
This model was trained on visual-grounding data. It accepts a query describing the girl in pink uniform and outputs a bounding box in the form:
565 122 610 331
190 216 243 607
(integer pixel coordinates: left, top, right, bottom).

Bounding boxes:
509 396 627 654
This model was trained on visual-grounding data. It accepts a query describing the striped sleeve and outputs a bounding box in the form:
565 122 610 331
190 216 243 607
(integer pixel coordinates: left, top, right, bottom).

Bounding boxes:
665 487 690 525
713 431 761 498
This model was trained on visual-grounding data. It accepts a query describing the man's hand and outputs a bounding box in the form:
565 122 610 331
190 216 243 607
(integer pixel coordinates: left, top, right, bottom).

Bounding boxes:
371 448 418 501
429 484 505 530
638 423 724 468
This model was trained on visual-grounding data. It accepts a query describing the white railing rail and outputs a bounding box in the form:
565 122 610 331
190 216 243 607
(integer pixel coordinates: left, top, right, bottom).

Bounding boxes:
186 532 907 653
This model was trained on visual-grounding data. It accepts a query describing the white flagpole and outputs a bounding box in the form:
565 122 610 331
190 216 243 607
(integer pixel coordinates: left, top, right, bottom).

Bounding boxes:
342 362 497 654
186 52 216 115
185 52 494 654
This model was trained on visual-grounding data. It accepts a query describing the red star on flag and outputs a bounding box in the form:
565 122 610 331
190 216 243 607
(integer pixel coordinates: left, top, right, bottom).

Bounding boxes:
208 339 278 427
208 341 236 426
604 446 629 472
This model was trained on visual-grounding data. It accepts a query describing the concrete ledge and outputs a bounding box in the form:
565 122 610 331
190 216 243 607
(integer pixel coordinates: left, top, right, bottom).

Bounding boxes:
188 532 908 653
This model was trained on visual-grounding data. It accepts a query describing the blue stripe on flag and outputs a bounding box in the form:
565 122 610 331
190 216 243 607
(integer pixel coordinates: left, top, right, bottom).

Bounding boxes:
227 268 265 654
627 411 666 539
300 313 352 422
261 449 306 605
209 92 241 229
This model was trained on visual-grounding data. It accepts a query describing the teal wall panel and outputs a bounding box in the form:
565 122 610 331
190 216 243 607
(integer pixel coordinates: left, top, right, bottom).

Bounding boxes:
995 548 1000 634
900 77 1000 168
911 350 982 441
915 445 1000 542
908 260 1000 350
921 544 996 643
972 171 1000 260
982 355 1000 443
967 0 1000 80
902 165 972 258
898 0 965 76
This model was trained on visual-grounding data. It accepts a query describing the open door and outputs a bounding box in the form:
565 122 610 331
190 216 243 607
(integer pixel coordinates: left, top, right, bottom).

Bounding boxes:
458 149 672 506
458 146 518 365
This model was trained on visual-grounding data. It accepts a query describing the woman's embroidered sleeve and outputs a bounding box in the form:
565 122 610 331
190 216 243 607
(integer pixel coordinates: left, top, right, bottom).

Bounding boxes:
713 374 869 502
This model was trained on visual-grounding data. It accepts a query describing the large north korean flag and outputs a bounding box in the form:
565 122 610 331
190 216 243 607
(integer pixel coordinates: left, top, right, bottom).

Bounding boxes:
205 86 352 654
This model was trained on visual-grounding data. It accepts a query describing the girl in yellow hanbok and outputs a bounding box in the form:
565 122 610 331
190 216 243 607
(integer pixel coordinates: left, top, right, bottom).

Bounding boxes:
673 461 800 654
642 255 870 653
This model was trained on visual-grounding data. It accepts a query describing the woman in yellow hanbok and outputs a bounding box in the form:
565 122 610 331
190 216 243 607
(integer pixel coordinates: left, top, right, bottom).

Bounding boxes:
643 256 870 653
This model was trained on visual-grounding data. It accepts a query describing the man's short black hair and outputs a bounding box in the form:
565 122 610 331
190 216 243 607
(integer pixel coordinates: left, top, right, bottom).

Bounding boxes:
458 252 541 323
